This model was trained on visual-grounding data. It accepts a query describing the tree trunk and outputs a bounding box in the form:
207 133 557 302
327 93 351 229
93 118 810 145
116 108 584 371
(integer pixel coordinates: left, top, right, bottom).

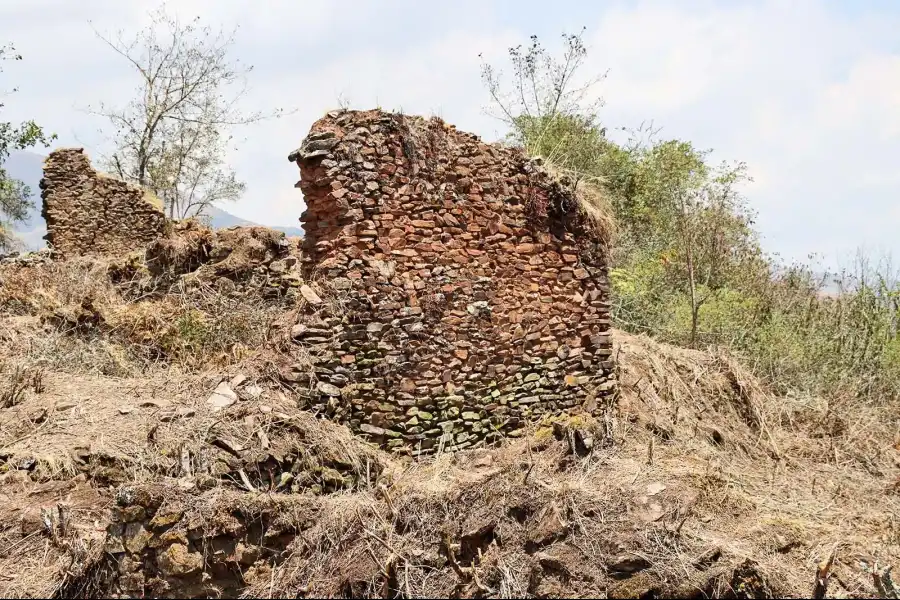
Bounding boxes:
687 238 700 347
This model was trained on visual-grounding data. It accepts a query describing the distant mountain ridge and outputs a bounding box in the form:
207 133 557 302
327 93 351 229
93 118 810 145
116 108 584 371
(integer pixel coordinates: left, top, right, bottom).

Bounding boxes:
4 152 303 251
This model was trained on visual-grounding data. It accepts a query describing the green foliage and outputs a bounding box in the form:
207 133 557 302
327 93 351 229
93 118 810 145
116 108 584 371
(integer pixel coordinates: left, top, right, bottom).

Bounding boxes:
165 309 212 354
0 44 56 251
482 30 900 403
605 138 708 239
599 128 767 345
510 113 609 182
741 258 900 400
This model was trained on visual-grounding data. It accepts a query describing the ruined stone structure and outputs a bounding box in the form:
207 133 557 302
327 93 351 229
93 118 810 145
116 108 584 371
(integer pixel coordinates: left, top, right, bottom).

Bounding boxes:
40 148 169 256
288 109 615 454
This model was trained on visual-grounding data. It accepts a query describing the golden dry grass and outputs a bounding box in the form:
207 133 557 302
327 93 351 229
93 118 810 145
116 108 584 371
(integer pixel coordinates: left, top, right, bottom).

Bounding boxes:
0 248 284 376
542 162 616 248
1 242 899 598
0 326 896 598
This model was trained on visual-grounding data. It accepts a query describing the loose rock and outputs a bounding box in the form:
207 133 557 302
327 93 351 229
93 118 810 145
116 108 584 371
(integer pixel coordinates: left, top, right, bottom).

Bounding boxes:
207 382 238 412
157 543 203 577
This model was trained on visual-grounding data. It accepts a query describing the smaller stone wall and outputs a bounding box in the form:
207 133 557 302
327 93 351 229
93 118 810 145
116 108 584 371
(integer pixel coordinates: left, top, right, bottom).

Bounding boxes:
40 148 169 256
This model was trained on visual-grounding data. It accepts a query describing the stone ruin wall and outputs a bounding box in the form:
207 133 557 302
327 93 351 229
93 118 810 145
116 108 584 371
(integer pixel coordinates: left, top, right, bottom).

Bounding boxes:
287 109 616 455
40 148 169 256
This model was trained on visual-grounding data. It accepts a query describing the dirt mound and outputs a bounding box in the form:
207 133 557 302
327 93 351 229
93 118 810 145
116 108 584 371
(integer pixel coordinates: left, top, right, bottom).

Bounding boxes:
0 225 301 374
143 220 302 297
0 325 898 598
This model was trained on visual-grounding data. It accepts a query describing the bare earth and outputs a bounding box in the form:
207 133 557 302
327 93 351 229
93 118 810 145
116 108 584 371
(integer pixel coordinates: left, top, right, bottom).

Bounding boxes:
1 248 898 598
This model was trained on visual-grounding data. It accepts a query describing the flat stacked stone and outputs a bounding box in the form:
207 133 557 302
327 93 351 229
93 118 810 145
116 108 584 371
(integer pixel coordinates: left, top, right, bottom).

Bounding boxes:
287 109 615 455
40 148 168 256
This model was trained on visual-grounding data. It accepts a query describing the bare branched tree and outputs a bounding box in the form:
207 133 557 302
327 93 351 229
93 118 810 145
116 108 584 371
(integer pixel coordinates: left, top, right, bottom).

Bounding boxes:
89 5 283 219
479 29 608 182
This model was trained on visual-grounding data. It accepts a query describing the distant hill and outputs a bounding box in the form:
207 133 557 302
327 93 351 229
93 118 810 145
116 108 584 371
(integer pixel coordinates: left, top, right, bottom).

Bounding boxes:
198 204 304 237
4 152 303 251
3 153 47 250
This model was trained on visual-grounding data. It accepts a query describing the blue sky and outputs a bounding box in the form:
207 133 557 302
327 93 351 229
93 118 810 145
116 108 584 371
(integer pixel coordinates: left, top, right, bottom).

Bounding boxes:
2 0 899 268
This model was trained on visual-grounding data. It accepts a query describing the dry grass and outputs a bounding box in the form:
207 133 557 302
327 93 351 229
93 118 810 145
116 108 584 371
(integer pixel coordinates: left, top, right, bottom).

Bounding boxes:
248 331 897 598
0 480 112 599
0 248 284 376
1 330 895 598
1 245 899 597
541 162 616 248
573 179 615 245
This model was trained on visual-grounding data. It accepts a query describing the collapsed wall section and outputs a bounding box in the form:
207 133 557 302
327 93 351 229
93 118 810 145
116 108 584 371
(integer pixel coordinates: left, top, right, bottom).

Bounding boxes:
40 148 168 256
288 109 615 454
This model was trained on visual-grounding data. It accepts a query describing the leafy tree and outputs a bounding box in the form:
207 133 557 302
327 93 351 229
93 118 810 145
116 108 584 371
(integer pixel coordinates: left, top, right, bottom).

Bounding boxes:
89 5 284 219
480 31 766 346
0 44 55 251
480 29 609 184
604 136 765 345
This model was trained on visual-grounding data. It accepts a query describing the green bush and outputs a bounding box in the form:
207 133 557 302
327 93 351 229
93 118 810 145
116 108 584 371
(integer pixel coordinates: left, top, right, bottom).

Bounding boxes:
483 30 900 403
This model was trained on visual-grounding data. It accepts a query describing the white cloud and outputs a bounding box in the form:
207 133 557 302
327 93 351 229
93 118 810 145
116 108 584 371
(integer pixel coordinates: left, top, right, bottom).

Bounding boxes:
582 0 900 264
816 54 900 140
2 0 900 266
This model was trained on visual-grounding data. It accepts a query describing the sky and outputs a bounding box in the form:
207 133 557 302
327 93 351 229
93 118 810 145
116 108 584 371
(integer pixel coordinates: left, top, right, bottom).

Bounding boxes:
1 0 899 268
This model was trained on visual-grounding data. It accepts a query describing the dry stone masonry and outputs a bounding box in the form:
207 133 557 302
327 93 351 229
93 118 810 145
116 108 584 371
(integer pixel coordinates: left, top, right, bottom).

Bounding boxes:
40 148 169 256
287 109 615 455
105 487 303 598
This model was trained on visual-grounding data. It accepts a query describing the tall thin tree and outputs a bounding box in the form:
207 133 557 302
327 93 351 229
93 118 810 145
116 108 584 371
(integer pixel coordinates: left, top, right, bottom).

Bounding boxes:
89 5 283 219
